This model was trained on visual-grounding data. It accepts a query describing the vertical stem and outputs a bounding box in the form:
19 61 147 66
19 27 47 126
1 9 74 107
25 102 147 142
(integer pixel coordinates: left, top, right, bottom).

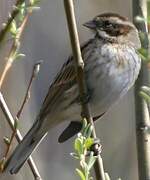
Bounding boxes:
63 0 105 179
133 0 150 179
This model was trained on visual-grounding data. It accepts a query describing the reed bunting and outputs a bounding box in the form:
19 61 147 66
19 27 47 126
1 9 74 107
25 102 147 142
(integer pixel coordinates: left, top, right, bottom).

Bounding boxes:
5 13 141 174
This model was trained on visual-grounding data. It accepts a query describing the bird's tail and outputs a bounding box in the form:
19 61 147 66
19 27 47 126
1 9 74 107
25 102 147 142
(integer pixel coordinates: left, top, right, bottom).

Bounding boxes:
5 119 47 174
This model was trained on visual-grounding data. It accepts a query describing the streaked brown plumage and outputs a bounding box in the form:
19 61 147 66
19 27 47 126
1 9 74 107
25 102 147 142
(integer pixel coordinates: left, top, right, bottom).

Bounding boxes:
5 13 141 174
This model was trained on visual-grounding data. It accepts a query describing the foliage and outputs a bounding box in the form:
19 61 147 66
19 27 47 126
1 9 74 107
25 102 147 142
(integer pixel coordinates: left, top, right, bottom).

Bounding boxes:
71 119 122 180
0 0 41 173
71 119 100 180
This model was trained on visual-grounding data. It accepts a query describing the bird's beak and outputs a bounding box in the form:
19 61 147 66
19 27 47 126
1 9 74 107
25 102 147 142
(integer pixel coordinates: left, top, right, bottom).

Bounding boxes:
83 20 96 29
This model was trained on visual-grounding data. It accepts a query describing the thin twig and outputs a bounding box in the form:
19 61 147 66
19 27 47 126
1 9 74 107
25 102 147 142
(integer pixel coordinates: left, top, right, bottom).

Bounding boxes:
63 0 105 180
0 12 31 89
0 0 25 45
133 0 150 179
0 1 42 179
17 62 42 119
3 62 42 162
0 92 42 179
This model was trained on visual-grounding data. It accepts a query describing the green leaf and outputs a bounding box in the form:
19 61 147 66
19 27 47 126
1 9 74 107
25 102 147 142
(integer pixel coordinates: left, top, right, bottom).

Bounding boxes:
27 6 40 12
28 0 40 11
15 53 26 60
34 0 40 5
19 3 26 13
86 125 93 138
14 2 25 11
139 91 150 102
84 138 94 149
148 16 150 23
138 48 149 61
87 152 96 171
10 20 17 36
83 124 91 137
30 0 40 5
76 169 86 180
70 152 79 159
3 136 10 145
74 138 83 154
12 3 26 22
141 86 150 95
18 3 26 21
82 123 93 138
84 163 89 179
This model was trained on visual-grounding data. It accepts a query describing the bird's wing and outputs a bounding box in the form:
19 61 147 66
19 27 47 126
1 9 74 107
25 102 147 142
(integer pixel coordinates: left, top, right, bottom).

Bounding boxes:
38 39 93 119
38 38 103 122
39 56 76 119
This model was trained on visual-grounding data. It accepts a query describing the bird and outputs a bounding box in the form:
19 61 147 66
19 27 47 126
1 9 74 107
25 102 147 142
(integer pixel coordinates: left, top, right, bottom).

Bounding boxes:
5 12 141 174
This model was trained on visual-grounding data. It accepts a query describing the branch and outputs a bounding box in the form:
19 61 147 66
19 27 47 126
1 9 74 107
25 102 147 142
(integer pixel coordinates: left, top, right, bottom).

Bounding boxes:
3 62 42 162
0 0 25 45
63 0 105 179
133 0 150 179
0 0 40 88
0 1 42 178
0 92 42 180
0 11 31 89
17 62 42 119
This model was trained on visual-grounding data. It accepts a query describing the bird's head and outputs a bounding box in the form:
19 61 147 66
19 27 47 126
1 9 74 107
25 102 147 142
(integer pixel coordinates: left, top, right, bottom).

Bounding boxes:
83 13 141 48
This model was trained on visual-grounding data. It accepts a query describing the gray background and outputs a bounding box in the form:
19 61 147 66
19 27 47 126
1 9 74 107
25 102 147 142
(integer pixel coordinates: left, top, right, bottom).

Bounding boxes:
0 0 138 179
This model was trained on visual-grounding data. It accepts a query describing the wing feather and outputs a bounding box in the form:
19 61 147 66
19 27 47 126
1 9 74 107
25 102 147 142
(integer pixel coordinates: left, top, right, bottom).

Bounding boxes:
38 39 94 119
39 57 76 119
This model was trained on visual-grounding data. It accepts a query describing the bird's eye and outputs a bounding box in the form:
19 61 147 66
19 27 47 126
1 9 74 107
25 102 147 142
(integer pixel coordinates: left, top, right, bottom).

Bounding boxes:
103 20 112 28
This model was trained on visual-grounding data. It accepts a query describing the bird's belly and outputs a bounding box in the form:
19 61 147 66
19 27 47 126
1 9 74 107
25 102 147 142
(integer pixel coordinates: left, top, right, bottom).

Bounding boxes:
87 61 138 117
84 44 141 117
90 74 130 116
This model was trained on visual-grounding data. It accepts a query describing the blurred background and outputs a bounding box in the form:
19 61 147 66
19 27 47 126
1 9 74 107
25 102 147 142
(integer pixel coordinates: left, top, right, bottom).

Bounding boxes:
0 0 138 179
